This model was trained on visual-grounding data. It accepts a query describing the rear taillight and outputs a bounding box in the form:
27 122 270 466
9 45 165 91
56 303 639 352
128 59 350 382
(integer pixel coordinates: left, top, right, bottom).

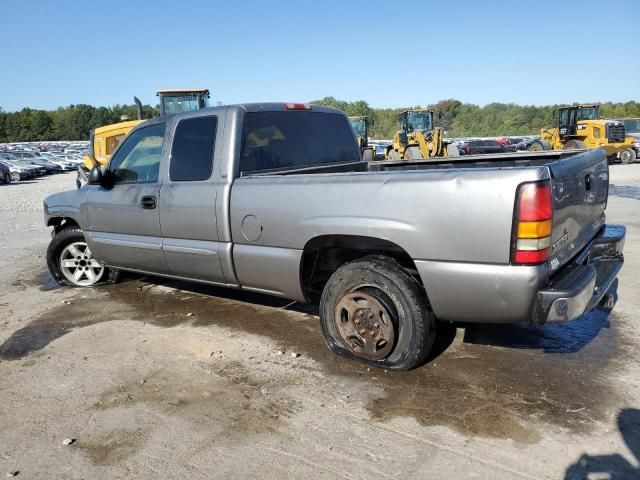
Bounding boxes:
512 181 553 265
465 146 471 154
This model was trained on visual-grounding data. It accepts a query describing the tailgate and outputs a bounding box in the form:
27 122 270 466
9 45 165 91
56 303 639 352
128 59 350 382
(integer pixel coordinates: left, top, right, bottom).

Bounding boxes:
547 149 608 273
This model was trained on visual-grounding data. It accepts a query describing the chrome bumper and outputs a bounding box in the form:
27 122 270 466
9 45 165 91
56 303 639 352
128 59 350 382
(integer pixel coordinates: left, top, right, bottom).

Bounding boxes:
533 225 625 324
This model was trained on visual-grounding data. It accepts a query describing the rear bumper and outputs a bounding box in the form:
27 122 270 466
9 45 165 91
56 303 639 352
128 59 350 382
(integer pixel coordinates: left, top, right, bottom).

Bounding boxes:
532 224 625 324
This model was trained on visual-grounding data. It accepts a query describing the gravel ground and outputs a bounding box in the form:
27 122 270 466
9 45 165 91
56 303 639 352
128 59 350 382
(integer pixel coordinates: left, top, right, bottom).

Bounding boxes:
0 172 77 213
0 166 639 479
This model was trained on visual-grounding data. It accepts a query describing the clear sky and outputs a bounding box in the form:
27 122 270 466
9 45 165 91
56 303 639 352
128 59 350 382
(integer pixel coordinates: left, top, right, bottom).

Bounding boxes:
1 0 638 112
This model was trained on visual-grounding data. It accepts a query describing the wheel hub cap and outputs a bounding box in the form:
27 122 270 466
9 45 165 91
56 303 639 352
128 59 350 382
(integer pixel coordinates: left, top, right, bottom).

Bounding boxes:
334 291 395 360
59 241 104 286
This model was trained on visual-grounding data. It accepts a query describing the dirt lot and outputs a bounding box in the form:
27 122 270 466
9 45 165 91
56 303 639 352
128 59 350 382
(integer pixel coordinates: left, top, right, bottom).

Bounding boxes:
1 170 639 479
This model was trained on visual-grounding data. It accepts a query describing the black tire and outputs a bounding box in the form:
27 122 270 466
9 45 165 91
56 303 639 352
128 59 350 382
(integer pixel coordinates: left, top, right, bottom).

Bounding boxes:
620 148 636 165
10 172 20 182
319 255 435 371
563 140 587 150
404 146 423 160
528 139 552 151
47 227 120 287
362 148 375 162
0 173 10 184
386 148 400 161
446 144 460 157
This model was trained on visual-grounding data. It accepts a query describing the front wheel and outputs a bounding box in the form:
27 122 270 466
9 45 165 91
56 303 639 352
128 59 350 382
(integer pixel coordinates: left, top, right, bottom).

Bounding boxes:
10 172 21 182
319 255 435 370
362 148 375 162
563 139 587 150
529 139 552 151
47 227 120 287
620 148 636 165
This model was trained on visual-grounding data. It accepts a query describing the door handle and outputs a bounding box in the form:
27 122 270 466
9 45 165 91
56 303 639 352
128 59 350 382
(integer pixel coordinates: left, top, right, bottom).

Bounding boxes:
141 195 157 209
585 174 592 191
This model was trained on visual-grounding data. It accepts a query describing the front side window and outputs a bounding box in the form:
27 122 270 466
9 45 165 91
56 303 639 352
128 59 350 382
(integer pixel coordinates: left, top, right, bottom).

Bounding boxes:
350 118 366 137
239 111 360 173
170 116 217 181
106 134 126 155
109 123 165 184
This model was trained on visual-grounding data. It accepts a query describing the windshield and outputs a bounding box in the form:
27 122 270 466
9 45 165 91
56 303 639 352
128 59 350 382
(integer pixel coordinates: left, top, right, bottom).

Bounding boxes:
161 94 209 115
406 111 433 132
349 118 366 136
576 107 598 121
623 119 640 133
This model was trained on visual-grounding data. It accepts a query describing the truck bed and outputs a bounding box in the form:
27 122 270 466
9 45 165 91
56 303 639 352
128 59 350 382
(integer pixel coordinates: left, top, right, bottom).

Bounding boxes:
369 150 586 171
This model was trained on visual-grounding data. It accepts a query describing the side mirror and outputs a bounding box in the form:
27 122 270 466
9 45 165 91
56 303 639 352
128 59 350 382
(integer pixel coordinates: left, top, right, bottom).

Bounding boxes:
87 166 102 185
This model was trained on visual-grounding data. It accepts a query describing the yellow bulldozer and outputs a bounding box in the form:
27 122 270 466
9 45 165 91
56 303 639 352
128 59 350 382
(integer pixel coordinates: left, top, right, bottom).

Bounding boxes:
348 116 375 162
80 89 211 177
529 104 636 164
384 109 458 160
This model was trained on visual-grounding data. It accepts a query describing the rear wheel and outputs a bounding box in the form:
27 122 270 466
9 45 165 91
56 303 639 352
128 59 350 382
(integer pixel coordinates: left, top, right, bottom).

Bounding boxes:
563 140 587 150
319 255 435 370
404 146 424 160
362 148 375 162
47 227 120 287
0 173 10 184
528 139 552 151
620 148 636 165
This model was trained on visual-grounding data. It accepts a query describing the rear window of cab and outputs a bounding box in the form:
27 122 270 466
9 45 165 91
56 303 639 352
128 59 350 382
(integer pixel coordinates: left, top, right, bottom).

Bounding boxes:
239 111 360 174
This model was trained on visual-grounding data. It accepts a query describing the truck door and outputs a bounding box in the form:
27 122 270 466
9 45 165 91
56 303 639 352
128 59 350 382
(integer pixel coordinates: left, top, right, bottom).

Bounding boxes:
158 114 227 284
83 122 169 274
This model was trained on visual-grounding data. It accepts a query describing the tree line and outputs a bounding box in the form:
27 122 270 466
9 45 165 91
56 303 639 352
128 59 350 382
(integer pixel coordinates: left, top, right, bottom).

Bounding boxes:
312 97 640 138
1 99 639 142
0 104 158 143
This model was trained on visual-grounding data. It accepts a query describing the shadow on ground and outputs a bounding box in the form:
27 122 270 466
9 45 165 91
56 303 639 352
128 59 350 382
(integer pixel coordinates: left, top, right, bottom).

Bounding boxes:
462 308 612 353
0 270 630 443
565 408 640 480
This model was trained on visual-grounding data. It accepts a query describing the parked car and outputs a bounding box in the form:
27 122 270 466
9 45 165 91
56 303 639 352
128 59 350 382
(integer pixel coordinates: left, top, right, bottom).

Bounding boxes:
510 137 537 151
0 159 37 180
55 154 84 165
0 161 11 184
10 152 62 174
458 139 514 155
43 102 625 371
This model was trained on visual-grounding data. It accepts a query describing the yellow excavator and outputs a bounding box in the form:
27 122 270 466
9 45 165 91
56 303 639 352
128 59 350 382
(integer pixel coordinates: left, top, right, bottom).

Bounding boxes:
349 116 375 162
385 109 458 160
529 104 636 163
80 89 211 180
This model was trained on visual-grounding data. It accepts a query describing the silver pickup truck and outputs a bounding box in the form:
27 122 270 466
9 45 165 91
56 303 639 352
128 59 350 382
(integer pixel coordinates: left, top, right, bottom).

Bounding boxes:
43 103 625 370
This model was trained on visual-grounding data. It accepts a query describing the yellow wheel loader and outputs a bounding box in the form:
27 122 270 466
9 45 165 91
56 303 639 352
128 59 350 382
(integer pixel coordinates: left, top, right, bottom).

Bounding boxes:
384 110 458 160
349 116 375 162
79 89 211 185
528 104 636 163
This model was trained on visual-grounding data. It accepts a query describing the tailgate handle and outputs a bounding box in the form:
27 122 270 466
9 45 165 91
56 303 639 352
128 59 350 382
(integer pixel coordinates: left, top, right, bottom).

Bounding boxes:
585 174 592 191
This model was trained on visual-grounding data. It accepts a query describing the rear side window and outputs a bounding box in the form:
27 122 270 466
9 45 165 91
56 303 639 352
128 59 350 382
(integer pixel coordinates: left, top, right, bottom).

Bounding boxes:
170 116 217 181
239 111 360 173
